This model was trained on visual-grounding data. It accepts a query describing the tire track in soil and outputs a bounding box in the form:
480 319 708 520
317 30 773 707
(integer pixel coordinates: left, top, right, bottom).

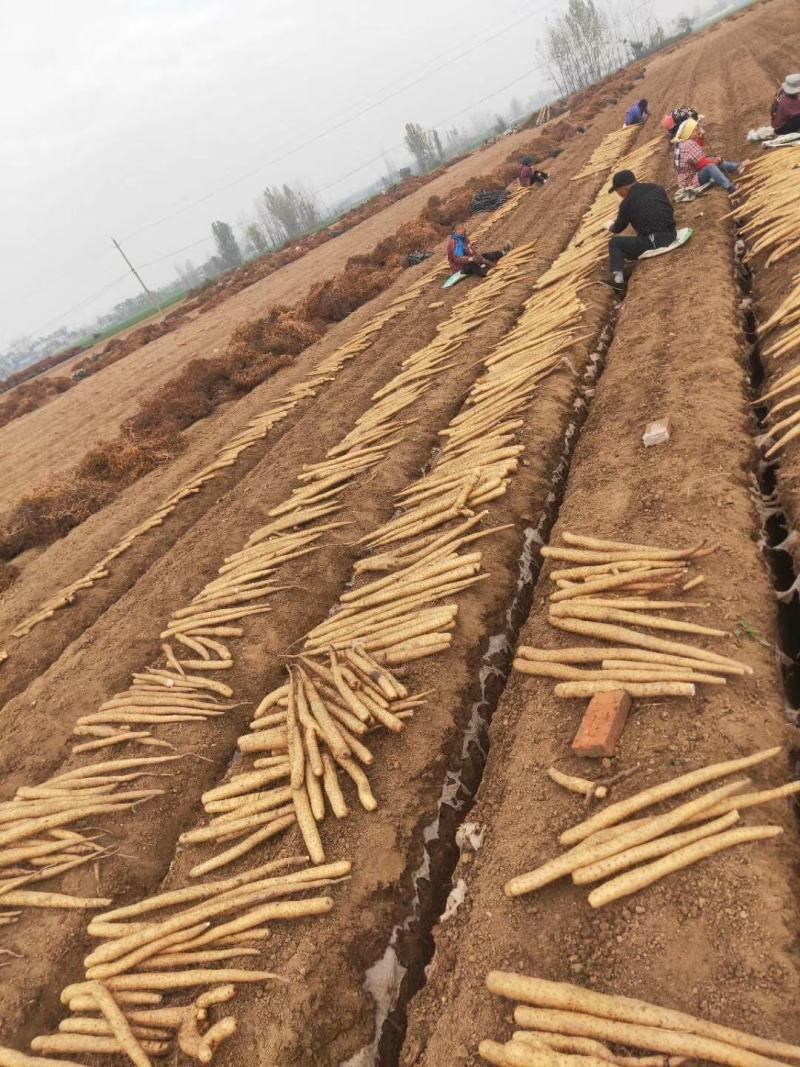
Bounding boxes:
392 8 800 1064
0 129 624 1049
401 202 800 1064
731 9 800 658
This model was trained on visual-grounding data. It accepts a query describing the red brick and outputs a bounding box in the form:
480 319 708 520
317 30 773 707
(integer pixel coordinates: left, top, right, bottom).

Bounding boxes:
571 690 631 758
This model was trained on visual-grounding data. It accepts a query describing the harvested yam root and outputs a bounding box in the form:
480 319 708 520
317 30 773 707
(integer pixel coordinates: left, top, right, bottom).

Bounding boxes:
571 126 642 181
505 747 789 905
6 262 446 645
0 1049 95 1066
196 648 418 871
735 155 800 450
0 244 535 907
482 971 800 1067
199 142 662 876
35 860 347 1064
0 756 188 914
514 530 751 705
548 768 608 802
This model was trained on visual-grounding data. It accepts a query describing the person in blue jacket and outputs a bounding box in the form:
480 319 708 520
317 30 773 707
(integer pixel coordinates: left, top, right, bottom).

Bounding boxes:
623 99 650 127
447 225 510 277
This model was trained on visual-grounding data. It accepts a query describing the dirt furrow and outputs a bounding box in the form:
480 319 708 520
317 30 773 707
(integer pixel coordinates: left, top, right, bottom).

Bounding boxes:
0 116 648 1055
0 129 600 712
0 139 625 1047
136 147 658 1067
397 14 800 1061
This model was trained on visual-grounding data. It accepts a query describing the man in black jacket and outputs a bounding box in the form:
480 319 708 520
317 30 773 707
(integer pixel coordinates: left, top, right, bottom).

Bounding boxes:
606 169 677 290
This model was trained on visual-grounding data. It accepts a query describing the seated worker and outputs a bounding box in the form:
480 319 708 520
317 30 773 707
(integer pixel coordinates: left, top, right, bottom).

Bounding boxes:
661 104 700 141
447 225 510 278
673 119 740 193
605 170 677 291
519 156 549 187
623 98 649 127
772 73 800 134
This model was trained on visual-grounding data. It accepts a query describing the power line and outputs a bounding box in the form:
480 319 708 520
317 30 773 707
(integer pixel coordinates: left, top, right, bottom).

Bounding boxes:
320 59 547 192
2 8 534 323
119 7 540 242
133 57 548 272
19 272 132 340
8 24 555 346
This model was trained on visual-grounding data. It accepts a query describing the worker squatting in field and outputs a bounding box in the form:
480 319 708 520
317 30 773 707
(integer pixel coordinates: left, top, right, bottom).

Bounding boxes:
449 71 798 293
605 169 678 292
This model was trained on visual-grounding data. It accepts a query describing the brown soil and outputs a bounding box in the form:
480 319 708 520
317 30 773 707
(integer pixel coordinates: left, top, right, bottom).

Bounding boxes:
0 127 558 515
1 2 799 1063
401 6 800 1064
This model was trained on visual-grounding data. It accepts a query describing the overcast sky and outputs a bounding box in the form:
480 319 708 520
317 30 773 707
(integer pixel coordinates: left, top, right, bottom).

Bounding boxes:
0 0 687 347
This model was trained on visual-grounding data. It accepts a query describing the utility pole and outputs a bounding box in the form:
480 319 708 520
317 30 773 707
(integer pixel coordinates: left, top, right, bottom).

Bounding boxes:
111 237 163 315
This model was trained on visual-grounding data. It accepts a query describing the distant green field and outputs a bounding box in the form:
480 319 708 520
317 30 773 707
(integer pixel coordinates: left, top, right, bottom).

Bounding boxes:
72 290 188 351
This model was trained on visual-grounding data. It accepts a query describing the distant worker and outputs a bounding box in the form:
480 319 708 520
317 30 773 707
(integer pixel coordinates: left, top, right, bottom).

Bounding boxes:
673 119 740 194
519 156 549 187
605 170 677 291
623 98 650 127
771 73 800 135
661 104 700 141
447 225 510 278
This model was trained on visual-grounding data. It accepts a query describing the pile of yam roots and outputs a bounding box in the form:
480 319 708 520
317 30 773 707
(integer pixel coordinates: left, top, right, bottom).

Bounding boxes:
0 242 535 913
0 130 656 1063
199 132 660 872
513 531 752 699
0 241 537 1061
18 857 346 1065
504 746 797 906
5 260 443 648
734 150 800 459
2 181 524 655
571 125 641 181
479 971 800 1067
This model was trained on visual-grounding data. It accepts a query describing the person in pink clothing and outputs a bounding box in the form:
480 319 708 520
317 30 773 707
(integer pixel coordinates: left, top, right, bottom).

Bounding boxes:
673 119 740 194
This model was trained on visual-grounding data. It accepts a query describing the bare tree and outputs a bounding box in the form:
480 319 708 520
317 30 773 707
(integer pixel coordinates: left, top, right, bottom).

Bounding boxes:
260 183 321 242
623 0 660 47
541 0 615 96
403 122 437 172
255 198 285 248
211 220 242 270
245 223 270 257
175 259 200 289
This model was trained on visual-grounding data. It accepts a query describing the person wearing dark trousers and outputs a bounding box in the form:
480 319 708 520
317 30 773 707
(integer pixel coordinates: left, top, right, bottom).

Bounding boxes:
447 225 510 277
519 156 549 187
605 170 677 291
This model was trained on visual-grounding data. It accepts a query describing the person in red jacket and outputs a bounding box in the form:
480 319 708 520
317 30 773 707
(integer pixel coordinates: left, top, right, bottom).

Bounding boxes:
447 225 510 277
519 156 549 187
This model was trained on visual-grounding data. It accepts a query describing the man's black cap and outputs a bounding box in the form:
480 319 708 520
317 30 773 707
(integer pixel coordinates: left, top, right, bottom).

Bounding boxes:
609 169 636 193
